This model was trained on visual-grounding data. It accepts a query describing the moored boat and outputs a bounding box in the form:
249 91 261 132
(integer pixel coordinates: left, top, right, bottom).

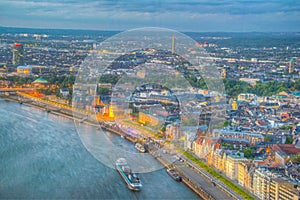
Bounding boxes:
166 168 182 182
135 143 146 153
115 158 142 191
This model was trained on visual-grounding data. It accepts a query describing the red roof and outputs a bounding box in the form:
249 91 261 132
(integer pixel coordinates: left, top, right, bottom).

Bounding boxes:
214 143 221 149
15 43 22 47
194 136 204 145
257 160 268 166
272 144 300 156
205 138 215 146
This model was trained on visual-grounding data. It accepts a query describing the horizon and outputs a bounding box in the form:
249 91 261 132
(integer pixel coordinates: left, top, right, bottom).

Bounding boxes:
1 26 300 34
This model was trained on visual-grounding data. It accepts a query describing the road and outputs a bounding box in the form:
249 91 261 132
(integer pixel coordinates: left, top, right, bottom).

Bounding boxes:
146 142 236 200
179 164 230 199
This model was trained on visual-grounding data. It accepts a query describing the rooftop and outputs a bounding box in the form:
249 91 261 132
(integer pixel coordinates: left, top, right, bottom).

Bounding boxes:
17 65 32 69
272 144 300 156
33 77 48 84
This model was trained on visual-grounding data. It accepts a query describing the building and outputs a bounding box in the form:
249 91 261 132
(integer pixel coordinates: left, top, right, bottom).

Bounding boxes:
60 88 69 98
225 152 248 180
239 78 260 86
31 78 49 88
165 123 181 139
237 93 256 102
16 65 32 75
108 104 114 118
212 148 226 172
232 100 238 110
136 69 146 78
171 35 175 54
138 111 159 126
270 178 300 200
221 68 227 78
269 144 300 167
213 129 264 145
181 126 199 150
238 162 254 192
194 136 219 160
12 43 24 66
253 168 271 200
148 94 178 105
253 168 300 200
31 65 51 75
288 58 295 74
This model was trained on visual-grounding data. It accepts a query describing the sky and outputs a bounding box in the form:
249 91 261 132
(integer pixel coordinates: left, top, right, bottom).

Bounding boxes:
0 0 299 32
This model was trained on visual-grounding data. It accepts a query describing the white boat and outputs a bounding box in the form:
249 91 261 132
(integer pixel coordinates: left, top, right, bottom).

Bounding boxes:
135 143 146 153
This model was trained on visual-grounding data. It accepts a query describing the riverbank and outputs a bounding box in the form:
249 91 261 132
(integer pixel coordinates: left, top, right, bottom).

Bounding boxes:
0 94 234 199
1 94 95 124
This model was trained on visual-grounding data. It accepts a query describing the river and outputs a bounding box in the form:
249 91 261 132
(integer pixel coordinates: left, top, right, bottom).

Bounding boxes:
0 99 198 199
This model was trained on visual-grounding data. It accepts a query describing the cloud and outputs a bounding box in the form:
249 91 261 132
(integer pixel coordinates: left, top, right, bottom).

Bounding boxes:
0 0 299 31
3 0 300 15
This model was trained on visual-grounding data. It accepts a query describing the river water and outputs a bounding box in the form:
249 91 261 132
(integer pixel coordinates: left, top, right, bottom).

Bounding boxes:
0 99 198 199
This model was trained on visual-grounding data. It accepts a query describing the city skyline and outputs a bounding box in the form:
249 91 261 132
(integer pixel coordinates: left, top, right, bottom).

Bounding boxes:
0 16 300 199
0 0 299 32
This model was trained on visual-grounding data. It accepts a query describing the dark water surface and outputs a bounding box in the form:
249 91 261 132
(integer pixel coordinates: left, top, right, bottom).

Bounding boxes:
0 99 198 199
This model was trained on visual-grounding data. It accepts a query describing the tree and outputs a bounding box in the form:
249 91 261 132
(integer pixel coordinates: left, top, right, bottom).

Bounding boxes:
160 126 166 132
223 120 230 127
99 74 119 85
280 125 293 130
294 78 300 90
242 147 254 159
39 89 52 95
285 136 293 144
265 135 272 142
290 153 300 164
97 87 110 95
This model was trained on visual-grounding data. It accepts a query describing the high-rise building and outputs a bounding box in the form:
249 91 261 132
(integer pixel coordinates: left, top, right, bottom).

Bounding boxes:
171 35 175 54
12 43 24 66
288 58 294 73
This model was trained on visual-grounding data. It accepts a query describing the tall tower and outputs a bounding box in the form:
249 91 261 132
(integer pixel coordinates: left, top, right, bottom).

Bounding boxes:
12 43 24 66
171 35 176 55
108 104 114 118
232 100 238 110
289 58 294 73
